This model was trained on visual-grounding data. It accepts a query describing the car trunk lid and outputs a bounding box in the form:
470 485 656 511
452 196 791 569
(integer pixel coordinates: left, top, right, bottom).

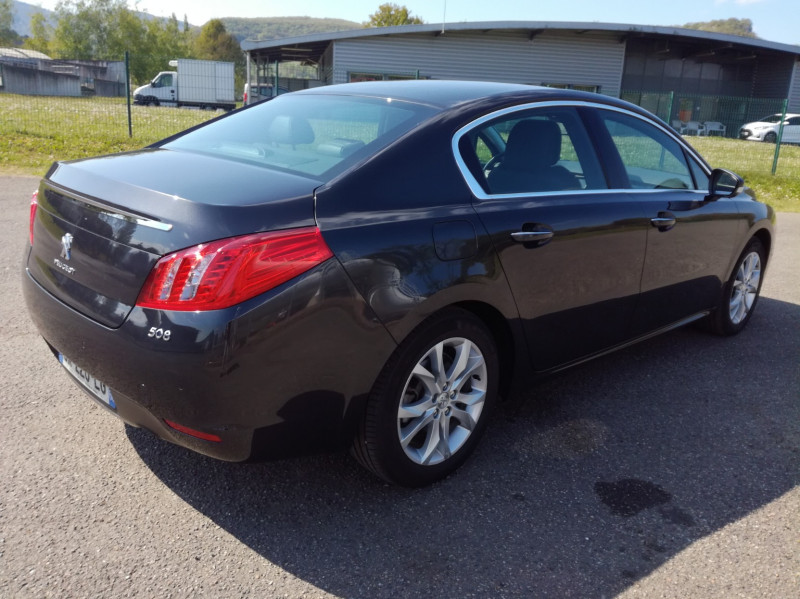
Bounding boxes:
27 149 319 327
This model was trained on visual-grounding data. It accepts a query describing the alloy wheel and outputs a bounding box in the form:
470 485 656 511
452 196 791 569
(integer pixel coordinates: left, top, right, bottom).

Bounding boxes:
396 337 488 466
729 251 761 325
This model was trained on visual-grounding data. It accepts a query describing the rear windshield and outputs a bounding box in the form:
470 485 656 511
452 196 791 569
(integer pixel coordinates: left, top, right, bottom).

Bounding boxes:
162 94 438 180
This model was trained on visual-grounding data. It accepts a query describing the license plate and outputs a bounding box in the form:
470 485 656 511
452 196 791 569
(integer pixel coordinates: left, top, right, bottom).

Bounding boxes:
58 354 116 409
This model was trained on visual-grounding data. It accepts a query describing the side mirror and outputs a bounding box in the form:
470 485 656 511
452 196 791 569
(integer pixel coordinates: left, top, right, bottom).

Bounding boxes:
706 168 744 201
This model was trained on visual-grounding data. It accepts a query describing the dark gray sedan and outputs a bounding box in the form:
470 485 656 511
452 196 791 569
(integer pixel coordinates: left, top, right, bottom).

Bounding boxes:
23 81 774 486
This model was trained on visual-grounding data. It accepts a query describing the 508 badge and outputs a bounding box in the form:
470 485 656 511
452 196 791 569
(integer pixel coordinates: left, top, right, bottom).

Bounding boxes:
148 327 171 341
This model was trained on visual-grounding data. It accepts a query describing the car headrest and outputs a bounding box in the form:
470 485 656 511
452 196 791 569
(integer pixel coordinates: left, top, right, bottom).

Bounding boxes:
268 115 315 145
504 119 562 169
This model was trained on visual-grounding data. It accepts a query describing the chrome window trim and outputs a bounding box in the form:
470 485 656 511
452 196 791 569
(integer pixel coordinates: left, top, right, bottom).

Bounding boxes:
451 100 711 201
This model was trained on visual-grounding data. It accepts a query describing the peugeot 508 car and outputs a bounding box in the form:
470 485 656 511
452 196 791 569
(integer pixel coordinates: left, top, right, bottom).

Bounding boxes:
23 81 774 487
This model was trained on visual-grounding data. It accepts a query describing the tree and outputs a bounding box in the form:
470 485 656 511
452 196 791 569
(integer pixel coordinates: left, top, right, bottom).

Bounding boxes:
0 0 21 46
46 0 196 83
23 12 51 54
51 0 130 59
364 3 424 28
192 19 244 96
193 19 241 63
682 18 758 39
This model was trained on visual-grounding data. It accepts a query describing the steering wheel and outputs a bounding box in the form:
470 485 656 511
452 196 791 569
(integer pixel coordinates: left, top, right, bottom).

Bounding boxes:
483 154 504 179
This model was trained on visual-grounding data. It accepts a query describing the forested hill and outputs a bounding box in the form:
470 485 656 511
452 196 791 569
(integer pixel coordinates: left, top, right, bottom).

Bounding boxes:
220 16 360 42
10 2 359 43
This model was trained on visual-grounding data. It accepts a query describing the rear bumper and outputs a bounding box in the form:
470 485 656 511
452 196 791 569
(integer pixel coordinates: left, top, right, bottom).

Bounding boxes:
23 258 397 461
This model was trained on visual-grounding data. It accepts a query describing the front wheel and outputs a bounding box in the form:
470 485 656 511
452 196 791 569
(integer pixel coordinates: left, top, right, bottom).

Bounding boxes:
353 308 499 487
763 131 777 143
707 238 766 335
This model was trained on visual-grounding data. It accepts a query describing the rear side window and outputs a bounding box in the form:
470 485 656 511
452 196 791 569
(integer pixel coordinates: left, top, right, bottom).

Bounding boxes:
599 112 696 190
163 94 437 179
459 106 606 195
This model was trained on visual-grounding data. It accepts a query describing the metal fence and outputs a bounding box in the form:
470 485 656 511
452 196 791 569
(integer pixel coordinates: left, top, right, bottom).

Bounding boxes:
620 90 789 140
0 53 236 149
1 57 795 175
620 90 795 175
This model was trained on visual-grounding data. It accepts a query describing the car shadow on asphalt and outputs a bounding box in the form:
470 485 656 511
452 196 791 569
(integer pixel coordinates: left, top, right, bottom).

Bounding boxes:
126 296 799 598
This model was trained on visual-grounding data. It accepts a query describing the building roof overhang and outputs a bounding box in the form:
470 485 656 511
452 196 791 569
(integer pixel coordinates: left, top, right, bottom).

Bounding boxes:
241 20 800 65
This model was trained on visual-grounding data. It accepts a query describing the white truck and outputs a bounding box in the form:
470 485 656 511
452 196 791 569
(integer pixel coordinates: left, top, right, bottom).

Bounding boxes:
133 59 235 111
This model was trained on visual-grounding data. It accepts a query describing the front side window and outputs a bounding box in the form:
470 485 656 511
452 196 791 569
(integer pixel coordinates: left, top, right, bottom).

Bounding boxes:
687 157 709 191
459 106 606 195
599 112 696 190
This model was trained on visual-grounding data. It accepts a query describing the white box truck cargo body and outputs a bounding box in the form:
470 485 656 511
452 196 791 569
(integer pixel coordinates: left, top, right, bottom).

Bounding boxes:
133 59 235 111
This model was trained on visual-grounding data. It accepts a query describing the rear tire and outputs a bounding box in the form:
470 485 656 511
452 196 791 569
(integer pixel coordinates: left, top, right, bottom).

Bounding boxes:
706 238 766 336
352 308 498 487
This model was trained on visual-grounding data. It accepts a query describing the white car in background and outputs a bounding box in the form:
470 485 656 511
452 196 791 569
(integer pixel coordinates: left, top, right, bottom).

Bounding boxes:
739 113 800 143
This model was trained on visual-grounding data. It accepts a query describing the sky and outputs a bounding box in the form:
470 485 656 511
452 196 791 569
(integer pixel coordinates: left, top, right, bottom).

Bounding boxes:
31 0 799 46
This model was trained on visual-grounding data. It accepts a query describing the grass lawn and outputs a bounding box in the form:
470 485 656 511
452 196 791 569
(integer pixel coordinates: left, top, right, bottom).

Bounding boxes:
0 94 223 175
1 93 798 212
687 136 800 213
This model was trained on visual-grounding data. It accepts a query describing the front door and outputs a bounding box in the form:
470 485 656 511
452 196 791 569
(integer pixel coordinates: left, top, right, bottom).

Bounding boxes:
585 107 746 335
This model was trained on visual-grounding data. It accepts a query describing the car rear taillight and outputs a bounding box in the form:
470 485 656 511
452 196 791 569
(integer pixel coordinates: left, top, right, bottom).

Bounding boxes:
136 227 333 311
29 190 38 245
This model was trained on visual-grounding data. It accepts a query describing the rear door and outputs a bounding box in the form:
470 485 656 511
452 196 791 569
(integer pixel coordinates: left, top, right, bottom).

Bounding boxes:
458 104 648 371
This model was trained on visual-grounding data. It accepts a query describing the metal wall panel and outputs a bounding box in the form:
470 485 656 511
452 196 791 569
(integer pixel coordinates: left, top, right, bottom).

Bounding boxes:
0 63 81 96
752 55 795 99
332 30 625 96
788 60 800 112
320 44 334 85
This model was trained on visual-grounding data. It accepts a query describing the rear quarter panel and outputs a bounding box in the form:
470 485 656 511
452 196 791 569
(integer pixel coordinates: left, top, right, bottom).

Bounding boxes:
314 116 521 344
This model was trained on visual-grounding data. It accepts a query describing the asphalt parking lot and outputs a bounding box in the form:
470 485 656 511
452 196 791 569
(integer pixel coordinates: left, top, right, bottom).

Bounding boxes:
1 174 797 598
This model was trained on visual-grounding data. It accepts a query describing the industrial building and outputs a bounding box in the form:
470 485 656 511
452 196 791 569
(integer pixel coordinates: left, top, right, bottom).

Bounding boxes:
242 21 800 134
0 48 125 97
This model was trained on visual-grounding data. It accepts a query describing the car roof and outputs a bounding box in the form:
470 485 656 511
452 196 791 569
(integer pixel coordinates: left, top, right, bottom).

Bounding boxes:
295 80 629 112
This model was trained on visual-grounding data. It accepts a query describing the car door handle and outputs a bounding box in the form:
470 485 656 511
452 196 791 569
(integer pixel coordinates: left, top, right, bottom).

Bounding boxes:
510 230 554 244
650 213 676 231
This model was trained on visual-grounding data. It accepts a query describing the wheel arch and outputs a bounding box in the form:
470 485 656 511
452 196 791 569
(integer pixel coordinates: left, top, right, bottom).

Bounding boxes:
351 302 509 485
376 299 525 403
445 300 523 400
752 227 772 265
